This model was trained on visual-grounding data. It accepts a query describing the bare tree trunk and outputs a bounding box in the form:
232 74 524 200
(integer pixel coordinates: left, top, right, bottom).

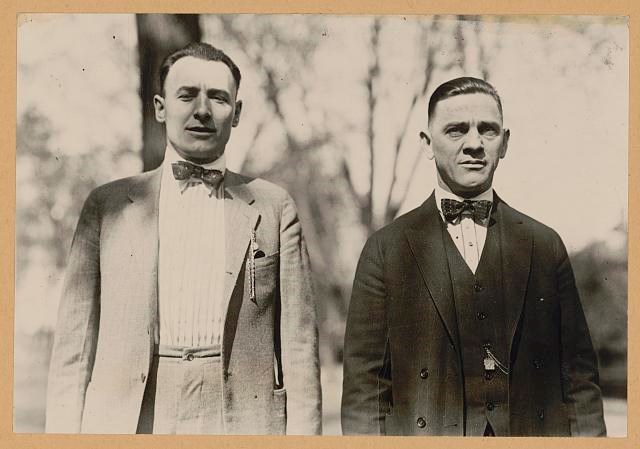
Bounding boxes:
136 14 201 171
383 18 440 224
363 18 380 232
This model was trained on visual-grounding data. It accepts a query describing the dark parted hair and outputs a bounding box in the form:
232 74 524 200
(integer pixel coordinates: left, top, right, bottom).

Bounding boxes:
158 42 242 94
428 77 503 123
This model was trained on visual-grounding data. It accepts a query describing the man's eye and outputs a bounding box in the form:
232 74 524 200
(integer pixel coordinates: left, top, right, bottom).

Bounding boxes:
178 95 194 101
480 127 499 137
212 96 228 103
447 129 464 138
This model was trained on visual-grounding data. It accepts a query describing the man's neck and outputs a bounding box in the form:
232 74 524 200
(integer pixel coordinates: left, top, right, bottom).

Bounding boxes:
436 180 492 201
164 144 226 171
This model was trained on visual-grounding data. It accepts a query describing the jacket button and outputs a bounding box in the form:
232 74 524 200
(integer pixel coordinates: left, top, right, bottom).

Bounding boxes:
416 417 426 428
474 282 484 292
533 358 543 369
420 368 429 379
477 312 487 320
486 402 495 411
484 371 494 381
537 408 545 420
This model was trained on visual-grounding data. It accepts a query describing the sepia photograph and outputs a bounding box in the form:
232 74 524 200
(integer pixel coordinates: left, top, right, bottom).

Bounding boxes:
14 13 628 438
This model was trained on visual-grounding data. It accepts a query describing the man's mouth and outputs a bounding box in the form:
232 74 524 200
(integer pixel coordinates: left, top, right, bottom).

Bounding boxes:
186 126 215 134
460 160 486 168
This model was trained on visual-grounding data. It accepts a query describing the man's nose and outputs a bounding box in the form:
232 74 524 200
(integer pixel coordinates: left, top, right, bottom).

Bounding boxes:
463 128 484 151
193 93 212 121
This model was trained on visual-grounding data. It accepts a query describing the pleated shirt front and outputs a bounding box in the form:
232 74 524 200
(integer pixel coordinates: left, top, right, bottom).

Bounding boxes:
157 146 226 347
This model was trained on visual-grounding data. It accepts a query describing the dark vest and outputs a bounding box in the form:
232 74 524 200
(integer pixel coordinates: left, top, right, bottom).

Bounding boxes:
442 218 510 436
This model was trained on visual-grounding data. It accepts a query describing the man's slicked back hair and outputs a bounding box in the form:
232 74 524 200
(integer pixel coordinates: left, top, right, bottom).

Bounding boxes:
428 77 503 123
158 42 242 94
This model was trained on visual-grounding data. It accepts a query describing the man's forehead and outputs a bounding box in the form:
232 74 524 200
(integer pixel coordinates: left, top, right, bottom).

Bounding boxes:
165 56 236 91
432 93 502 123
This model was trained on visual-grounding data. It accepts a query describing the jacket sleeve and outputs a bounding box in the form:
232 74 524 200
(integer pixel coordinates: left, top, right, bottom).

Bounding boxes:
341 233 390 435
278 194 322 435
45 190 101 433
554 233 607 436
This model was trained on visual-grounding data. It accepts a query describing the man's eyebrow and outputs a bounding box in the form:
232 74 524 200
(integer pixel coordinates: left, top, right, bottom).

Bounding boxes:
205 87 232 97
175 86 199 94
478 120 502 128
442 121 468 128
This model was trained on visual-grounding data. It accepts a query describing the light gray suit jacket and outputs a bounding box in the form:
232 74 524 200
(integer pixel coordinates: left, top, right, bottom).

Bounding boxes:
45 167 321 434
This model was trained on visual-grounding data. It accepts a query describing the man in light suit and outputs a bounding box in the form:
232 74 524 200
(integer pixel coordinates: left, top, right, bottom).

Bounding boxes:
46 42 321 435
341 77 606 436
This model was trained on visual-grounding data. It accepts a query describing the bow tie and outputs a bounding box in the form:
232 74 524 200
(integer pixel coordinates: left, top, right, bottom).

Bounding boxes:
171 161 224 190
441 198 492 224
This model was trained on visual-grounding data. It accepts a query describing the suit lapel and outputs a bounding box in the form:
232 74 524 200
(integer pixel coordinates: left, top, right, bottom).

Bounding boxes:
404 193 460 350
494 195 533 357
125 167 162 335
222 171 260 322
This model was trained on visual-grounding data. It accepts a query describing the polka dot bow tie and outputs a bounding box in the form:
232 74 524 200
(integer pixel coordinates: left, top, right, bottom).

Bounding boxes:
171 161 224 190
441 198 493 224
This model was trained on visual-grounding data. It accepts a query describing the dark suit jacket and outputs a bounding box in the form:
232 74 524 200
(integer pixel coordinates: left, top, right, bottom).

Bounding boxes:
341 193 606 436
46 167 321 434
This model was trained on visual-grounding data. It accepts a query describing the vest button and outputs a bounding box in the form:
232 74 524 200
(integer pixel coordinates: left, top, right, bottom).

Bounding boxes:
484 371 494 380
486 402 495 411
416 417 426 428
537 408 545 420
186 353 194 361
533 358 543 369
477 312 487 320
474 282 484 292
420 368 429 379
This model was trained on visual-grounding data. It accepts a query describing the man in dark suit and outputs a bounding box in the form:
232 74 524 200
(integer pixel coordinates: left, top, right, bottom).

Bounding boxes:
46 42 321 435
341 77 606 437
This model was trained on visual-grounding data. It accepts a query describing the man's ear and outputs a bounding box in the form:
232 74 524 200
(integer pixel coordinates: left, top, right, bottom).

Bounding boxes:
153 94 166 123
499 128 510 159
232 100 243 127
420 131 434 160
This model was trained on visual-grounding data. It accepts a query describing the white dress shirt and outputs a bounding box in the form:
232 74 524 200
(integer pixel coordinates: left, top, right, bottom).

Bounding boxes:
158 145 226 347
435 185 494 274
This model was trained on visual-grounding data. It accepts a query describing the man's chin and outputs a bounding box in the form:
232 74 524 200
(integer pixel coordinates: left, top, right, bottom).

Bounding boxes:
446 179 492 197
177 148 224 164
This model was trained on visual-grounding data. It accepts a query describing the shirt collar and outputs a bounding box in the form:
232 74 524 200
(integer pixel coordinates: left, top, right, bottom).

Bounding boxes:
435 184 494 217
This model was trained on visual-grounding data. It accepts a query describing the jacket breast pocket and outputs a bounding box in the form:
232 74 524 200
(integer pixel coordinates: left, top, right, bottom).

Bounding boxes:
253 252 279 308
255 251 279 270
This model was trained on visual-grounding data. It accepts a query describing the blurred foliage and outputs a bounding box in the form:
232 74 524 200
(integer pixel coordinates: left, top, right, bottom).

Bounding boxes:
571 227 627 397
16 108 137 281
